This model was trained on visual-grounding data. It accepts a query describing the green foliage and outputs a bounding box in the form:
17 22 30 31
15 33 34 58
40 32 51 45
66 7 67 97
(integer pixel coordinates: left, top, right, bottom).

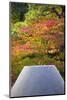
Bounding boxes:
24 4 63 24
25 10 39 23
59 24 64 32
11 22 28 35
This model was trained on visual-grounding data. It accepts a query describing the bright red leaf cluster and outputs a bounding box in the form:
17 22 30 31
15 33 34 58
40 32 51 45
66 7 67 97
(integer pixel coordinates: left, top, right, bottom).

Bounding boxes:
12 18 64 56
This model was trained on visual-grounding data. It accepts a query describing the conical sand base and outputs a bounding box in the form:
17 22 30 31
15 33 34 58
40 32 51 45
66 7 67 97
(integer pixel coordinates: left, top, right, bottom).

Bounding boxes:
11 65 64 97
